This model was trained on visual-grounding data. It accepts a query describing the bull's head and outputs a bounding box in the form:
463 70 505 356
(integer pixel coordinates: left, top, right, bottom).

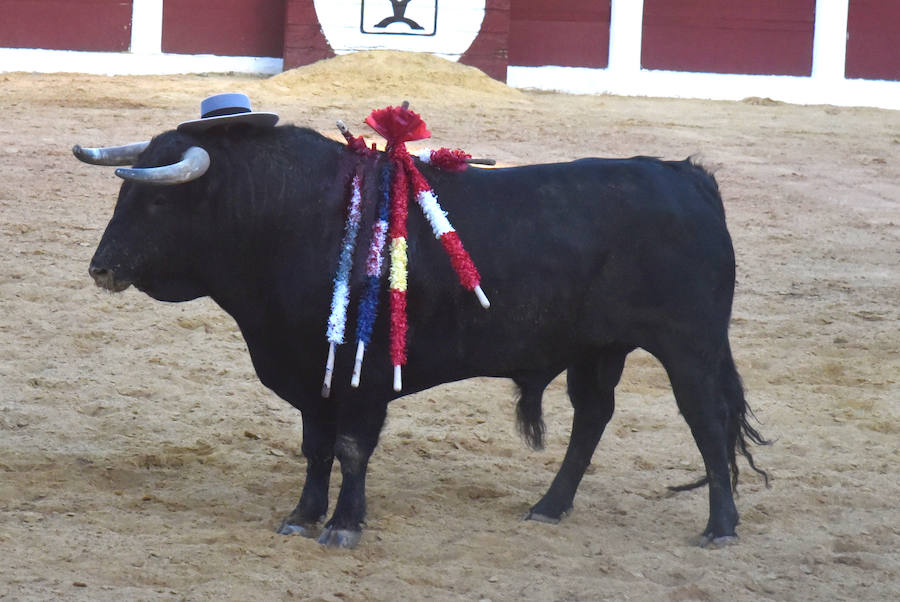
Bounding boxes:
74 134 213 302
77 122 342 310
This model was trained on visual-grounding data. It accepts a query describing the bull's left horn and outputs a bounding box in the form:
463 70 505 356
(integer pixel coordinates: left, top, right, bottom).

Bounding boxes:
115 146 210 185
72 141 150 166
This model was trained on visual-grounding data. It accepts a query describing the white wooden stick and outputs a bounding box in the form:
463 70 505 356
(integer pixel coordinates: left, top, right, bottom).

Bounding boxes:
393 365 403 392
321 342 336 398
336 120 353 142
474 285 490 309
351 341 365 388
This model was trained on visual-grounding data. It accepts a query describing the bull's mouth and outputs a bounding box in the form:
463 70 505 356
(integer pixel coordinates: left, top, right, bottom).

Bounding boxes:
89 266 132 292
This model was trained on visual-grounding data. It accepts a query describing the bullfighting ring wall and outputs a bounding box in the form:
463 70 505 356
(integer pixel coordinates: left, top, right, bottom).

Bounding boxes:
1 0 898 110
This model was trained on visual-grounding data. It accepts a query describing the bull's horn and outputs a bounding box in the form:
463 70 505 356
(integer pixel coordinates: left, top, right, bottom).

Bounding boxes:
72 141 150 166
114 146 210 185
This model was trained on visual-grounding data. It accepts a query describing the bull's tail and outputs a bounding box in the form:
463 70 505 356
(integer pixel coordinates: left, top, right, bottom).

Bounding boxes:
669 346 770 493
515 377 547 450
722 347 771 490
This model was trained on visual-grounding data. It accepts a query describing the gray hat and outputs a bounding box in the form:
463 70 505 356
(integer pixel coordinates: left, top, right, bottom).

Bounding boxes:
177 93 279 133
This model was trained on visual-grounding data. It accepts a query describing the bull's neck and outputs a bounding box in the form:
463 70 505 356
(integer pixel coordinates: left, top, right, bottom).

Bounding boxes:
205 135 375 335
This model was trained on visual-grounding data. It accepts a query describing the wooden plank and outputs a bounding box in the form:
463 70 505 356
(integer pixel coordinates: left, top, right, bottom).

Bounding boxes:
0 0 132 52
845 0 900 80
162 0 285 58
460 3 511 81
510 21 609 68
283 0 332 69
511 0 609 22
508 0 610 68
641 0 815 76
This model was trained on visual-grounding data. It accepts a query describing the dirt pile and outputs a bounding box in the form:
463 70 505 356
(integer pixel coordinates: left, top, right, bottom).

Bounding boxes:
262 50 524 103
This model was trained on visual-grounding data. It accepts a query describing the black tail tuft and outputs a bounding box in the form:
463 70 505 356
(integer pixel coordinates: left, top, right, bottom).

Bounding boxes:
721 350 771 490
734 404 771 489
515 385 546 451
667 476 709 493
670 347 771 494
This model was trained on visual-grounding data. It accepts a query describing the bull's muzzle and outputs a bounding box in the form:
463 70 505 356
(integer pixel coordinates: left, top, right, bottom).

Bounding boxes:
89 264 132 292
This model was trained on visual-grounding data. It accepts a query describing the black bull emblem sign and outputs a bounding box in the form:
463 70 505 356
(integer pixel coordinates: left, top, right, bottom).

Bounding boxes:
375 0 424 30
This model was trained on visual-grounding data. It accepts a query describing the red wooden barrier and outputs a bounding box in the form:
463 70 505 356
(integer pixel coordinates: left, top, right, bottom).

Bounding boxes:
162 0 285 58
641 0 815 76
0 0 132 52
509 0 610 68
845 0 900 80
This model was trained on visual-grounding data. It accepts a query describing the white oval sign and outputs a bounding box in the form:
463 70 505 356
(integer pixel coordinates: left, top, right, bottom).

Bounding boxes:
314 0 486 60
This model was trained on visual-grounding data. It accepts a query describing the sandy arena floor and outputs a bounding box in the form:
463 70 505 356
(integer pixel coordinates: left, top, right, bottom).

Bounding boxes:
1 52 898 600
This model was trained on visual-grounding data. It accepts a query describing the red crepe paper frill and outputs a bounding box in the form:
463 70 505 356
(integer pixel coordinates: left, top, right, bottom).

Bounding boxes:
366 104 487 379
440 231 481 291
402 153 430 192
388 150 409 239
346 134 372 156
366 105 431 145
429 148 471 171
389 289 408 365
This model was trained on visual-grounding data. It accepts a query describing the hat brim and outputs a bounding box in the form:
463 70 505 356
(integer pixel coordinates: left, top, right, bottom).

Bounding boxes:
177 112 279 133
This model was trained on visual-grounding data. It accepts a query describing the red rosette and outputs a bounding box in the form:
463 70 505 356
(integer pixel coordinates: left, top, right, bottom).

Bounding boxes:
366 105 431 146
429 148 471 172
346 135 371 156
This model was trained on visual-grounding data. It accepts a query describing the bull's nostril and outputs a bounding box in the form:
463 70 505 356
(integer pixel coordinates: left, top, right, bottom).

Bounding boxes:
89 265 108 279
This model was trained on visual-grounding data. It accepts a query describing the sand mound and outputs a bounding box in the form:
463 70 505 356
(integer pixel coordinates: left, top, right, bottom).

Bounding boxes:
263 50 524 102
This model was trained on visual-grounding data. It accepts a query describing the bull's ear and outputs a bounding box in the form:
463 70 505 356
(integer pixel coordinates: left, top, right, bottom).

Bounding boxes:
72 141 150 166
114 146 211 186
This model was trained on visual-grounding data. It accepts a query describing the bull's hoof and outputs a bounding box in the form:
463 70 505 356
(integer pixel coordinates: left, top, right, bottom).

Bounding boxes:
523 506 571 524
699 533 739 548
317 526 362 548
277 520 317 538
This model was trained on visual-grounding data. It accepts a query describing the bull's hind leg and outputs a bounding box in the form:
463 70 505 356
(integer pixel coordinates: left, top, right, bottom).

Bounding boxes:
660 348 739 546
526 347 630 523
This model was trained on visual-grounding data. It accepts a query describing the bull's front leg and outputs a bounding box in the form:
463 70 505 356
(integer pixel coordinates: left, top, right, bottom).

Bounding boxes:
317 399 388 548
278 407 336 537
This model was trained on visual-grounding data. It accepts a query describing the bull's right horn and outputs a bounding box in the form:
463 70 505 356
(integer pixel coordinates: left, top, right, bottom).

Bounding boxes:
114 146 210 185
72 141 150 166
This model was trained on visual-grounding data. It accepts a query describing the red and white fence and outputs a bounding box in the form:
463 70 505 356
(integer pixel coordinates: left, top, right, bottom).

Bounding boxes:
0 0 897 109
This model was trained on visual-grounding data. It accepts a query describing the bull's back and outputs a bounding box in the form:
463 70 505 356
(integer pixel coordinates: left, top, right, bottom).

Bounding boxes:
403 157 736 377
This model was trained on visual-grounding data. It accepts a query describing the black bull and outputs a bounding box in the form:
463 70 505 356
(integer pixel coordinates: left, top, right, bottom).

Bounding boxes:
77 124 767 548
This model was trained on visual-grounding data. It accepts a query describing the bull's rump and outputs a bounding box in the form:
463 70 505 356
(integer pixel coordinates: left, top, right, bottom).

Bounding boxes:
396 156 735 381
